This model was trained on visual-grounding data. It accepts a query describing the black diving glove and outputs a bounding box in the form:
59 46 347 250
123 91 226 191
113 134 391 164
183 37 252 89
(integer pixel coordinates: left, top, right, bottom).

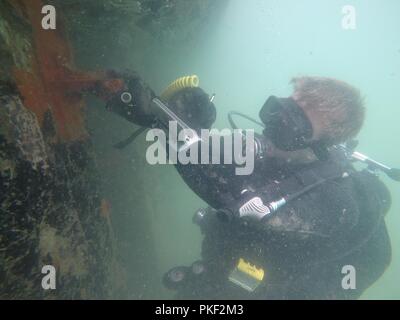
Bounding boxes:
105 70 156 127
105 70 217 134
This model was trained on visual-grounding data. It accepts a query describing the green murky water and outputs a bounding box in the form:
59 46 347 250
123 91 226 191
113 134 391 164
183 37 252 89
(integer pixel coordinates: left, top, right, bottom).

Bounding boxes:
51 0 400 299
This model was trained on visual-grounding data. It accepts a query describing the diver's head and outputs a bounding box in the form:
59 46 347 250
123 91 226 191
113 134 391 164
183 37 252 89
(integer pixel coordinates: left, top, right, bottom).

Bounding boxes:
260 77 365 153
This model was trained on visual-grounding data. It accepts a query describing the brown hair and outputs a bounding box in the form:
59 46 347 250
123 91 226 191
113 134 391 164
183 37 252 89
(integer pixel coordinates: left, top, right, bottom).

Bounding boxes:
291 77 365 145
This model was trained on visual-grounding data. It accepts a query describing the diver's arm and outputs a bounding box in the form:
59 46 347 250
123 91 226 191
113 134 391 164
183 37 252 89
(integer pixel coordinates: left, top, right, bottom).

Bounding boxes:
239 169 392 249
351 170 392 217
102 70 217 131
259 188 359 240
101 72 264 209
224 176 362 242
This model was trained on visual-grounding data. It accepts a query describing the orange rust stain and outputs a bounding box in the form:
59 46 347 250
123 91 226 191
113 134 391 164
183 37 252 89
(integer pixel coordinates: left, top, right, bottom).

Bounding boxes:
100 199 112 220
100 198 114 232
9 0 111 142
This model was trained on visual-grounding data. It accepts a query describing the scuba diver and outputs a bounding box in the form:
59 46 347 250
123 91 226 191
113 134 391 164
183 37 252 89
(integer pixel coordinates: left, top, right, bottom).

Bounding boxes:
92 71 398 299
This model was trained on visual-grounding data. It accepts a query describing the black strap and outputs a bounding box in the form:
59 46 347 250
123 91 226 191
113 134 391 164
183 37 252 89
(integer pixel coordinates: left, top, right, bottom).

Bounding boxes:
113 126 147 149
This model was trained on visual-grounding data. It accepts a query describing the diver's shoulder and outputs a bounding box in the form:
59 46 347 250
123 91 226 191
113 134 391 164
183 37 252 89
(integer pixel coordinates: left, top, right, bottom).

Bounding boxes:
350 170 392 214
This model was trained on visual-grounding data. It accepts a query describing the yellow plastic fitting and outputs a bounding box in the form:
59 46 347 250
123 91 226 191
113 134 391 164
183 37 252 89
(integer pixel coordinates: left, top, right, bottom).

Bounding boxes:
237 258 265 281
160 75 199 101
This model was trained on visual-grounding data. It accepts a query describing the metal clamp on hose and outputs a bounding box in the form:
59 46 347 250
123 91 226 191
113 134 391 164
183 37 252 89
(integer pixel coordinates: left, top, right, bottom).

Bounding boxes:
215 189 287 222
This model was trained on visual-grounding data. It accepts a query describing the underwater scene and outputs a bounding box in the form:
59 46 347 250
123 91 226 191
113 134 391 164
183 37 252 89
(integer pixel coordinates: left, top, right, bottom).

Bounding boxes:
0 0 399 300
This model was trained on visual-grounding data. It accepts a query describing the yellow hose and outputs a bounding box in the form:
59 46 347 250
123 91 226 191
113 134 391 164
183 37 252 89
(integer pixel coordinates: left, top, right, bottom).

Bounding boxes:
160 75 199 101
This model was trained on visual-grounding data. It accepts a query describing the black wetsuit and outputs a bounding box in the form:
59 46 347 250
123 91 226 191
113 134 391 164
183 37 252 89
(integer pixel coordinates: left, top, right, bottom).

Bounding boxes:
173 146 392 300
149 87 393 299
112 81 391 299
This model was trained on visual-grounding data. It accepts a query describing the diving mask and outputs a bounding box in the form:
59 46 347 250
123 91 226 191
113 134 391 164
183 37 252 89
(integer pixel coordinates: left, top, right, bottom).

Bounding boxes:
259 96 313 151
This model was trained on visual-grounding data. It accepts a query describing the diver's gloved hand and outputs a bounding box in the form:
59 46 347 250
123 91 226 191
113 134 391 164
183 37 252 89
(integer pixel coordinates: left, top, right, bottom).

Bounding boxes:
105 70 156 127
165 87 217 130
104 70 216 130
